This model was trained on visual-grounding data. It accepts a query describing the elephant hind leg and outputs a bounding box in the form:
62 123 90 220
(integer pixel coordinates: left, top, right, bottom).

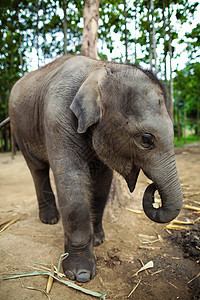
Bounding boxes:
90 162 113 246
19 146 59 224
30 167 59 224
13 131 59 224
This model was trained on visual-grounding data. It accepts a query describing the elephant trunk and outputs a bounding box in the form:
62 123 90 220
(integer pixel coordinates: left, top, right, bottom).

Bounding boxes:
142 157 183 223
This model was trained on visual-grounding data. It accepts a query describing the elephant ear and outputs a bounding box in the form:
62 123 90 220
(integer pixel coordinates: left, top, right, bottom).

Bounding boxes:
70 68 106 133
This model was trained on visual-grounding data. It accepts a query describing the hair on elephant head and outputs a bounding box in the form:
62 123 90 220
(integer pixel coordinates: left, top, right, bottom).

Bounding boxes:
70 63 182 224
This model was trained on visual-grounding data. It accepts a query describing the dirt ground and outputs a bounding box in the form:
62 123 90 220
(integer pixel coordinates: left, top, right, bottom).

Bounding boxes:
0 144 200 300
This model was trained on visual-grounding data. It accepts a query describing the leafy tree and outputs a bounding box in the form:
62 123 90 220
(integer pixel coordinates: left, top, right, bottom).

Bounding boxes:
25 0 84 65
98 0 134 62
174 62 200 140
185 23 200 61
0 0 28 150
0 1 27 120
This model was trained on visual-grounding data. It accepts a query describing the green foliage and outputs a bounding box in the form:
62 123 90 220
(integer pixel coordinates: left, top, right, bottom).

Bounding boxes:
174 62 200 140
0 0 84 123
0 1 27 122
174 63 200 116
185 23 200 60
174 135 199 147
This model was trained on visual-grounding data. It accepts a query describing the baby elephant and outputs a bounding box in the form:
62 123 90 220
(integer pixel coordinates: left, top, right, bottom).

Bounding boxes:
9 55 182 282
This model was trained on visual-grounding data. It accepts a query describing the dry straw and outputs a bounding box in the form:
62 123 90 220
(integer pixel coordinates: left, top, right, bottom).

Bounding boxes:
2 253 106 299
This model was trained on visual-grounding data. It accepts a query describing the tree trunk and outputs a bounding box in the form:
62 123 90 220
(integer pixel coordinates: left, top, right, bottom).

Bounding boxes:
162 3 168 93
177 98 182 140
19 36 24 74
5 126 9 151
0 130 2 152
134 2 137 64
36 0 40 68
168 2 174 122
82 0 100 59
11 124 16 159
124 0 128 63
197 97 199 140
62 1 68 55
147 2 153 70
169 43 174 122
150 0 157 73
183 101 187 143
42 0 46 64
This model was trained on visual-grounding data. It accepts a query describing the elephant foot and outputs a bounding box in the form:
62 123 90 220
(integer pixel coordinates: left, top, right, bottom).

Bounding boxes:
93 224 105 246
39 206 59 225
63 241 96 282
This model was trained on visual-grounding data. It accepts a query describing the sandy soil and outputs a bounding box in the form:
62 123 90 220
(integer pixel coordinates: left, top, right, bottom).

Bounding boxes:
0 144 200 300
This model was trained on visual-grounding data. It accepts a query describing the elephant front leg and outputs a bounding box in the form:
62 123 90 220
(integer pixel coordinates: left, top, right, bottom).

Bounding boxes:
63 203 96 282
53 168 95 283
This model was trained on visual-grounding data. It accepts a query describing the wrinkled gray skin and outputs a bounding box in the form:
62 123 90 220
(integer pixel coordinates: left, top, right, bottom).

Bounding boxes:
9 55 182 282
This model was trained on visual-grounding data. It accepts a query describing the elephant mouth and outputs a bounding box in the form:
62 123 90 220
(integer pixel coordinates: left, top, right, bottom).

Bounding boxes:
125 166 140 193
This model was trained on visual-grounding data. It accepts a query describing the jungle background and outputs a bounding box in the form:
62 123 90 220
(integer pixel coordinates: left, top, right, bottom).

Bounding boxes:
0 0 200 151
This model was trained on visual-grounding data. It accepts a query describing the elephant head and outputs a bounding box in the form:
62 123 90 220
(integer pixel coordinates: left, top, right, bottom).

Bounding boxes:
70 64 182 223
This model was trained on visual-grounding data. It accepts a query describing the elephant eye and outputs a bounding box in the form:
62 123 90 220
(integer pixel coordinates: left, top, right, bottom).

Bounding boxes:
141 133 155 150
